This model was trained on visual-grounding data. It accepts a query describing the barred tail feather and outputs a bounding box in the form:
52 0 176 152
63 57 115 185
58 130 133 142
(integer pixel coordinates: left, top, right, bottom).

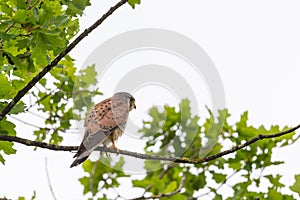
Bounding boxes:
70 155 89 168
70 145 90 168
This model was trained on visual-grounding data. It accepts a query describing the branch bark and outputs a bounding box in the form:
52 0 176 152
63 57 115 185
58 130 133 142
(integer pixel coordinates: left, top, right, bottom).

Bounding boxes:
0 124 299 164
0 0 129 121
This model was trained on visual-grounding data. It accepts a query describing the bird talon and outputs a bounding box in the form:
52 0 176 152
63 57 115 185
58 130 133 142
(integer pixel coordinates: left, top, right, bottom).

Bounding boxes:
109 145 120 154
100 151 110 157
100 145 110 157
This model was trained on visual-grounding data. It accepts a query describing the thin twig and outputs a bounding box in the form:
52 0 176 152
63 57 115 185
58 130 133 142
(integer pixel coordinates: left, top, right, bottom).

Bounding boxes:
113 187 127 200
27 110 47 119
89 162 97 194
25 89 59 112
197 124 300 164
0 124 298 165
25 82 65 112
196 169 241 199
8 115 78 133
26 0 41 10
45 158 57 200
0 0 129 121
8 115 48 129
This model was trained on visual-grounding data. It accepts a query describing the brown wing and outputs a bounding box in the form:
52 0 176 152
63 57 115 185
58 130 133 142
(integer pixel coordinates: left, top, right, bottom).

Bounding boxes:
85 97 129 134
84 98 112 130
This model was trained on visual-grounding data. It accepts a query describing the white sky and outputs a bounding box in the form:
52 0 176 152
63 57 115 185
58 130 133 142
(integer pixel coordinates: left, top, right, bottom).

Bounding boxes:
1 0 300 199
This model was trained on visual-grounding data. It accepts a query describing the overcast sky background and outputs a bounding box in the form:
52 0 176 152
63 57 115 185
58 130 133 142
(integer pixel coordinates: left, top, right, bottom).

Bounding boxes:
1 0 300 199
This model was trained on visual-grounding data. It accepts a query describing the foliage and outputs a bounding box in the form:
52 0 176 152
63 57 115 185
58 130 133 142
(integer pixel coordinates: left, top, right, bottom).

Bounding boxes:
0 0 138 163
79 100 300 199
291 175 300 196
79 157 128 199
1 0 300 199
0 0 93 161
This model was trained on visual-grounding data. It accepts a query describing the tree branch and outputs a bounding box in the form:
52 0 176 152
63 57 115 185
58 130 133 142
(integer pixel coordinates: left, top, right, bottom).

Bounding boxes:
0 0 129 121
0 124 299 164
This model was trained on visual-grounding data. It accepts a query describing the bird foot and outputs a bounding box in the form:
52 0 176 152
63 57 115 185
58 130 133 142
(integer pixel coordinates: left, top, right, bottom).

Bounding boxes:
109 145 120 154
100 151 110 157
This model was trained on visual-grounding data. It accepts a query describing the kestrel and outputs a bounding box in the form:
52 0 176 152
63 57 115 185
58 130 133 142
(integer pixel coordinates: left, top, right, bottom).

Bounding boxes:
70 92 136 168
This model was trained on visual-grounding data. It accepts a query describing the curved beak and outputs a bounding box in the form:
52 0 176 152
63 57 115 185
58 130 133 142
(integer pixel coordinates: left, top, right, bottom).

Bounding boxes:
134 102 136 109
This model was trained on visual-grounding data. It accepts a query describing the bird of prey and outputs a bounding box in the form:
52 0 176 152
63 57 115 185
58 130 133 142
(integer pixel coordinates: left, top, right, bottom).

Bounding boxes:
70 92 136 168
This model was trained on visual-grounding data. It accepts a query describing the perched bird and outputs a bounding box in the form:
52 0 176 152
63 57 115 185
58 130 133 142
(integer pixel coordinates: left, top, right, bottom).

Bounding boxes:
70 92 136 168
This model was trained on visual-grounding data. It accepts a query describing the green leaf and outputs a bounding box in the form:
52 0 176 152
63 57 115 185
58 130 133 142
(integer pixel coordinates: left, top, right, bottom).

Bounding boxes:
78 65 98 87
206 143 222 156
49 131 63 145
290 174 300 196
0 141 16 155
16 0 27 9
0 74 14 99
34 128 48 142
0 153 5 165
144 160 163 172
133 178 152 189
0 141 16 165
180 99 191 125
31 31 49 66
12 10 28 23
10 102 26 114
0 2 14 16
212 173 226 184
31 191 36 200
235 111 257 138
114 156 125 170
12 80 26 91
150 176 165 193
228 158 242 170
79 176 93 195
163 181 177 193
268 188 282 199
265 174 285 189
162 194 186 200
66 0 91 16
185 171 206 192
0 118 16 136
128 0 141 9
0 32 15 41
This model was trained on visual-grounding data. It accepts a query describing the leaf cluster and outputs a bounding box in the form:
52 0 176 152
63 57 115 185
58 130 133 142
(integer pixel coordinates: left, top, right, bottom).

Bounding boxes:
0 0 97 163
80 100 300 199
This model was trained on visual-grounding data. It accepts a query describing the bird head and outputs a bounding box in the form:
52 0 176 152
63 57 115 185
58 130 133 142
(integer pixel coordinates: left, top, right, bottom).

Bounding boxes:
113 92 136 111
129 96 136 111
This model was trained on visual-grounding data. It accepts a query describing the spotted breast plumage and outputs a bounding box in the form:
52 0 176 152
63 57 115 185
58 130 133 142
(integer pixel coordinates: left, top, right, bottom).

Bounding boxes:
70 92 136 168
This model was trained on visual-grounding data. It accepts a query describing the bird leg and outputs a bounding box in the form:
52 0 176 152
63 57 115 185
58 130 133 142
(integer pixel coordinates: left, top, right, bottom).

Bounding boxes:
100 145 110 157
109 140 120 154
